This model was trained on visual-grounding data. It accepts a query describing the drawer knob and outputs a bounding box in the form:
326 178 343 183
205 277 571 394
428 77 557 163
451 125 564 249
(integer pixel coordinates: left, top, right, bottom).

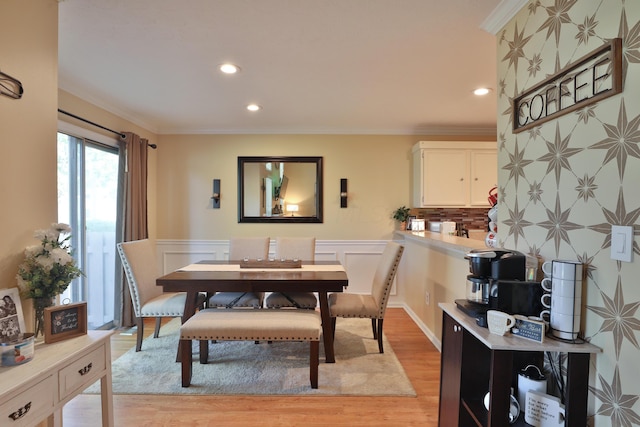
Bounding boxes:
8 401 31 421
79 362 93 376
453 325 461 332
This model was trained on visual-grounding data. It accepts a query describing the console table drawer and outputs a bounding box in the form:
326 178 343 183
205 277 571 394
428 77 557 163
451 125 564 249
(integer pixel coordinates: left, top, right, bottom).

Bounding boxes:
0 375 55 427
59 344 106 400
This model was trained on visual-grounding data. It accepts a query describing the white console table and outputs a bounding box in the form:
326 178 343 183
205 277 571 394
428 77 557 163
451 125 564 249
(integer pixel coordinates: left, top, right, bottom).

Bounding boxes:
0 331 114 427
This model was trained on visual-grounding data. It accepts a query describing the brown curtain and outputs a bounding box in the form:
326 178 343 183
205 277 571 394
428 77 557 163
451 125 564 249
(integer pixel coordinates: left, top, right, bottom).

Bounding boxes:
117 132 149 327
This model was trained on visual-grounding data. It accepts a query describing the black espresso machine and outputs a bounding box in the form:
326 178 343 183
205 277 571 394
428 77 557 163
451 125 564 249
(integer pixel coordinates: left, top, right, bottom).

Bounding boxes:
456 249 544 326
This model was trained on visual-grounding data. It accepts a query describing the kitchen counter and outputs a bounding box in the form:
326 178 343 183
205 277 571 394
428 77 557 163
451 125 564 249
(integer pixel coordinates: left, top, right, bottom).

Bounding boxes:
393 230 489 349
394 230 488 256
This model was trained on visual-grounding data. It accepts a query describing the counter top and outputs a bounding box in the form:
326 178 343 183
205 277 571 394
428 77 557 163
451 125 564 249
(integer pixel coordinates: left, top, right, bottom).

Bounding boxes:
394 230 487 256
439 303 601 354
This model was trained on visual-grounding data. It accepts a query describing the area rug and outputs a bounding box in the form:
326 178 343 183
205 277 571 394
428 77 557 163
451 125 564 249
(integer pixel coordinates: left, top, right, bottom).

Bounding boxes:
86 317 416 396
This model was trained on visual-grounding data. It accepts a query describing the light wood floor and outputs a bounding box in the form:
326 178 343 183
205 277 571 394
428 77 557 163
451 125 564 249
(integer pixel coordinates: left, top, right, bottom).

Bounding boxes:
62 308 442 426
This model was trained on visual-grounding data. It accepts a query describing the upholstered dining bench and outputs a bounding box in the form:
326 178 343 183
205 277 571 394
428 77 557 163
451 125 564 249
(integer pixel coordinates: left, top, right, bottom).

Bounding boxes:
179 309 322 388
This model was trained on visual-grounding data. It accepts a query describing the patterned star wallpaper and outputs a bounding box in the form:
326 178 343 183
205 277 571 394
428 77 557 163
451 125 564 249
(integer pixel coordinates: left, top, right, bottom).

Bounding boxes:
497 1 640 425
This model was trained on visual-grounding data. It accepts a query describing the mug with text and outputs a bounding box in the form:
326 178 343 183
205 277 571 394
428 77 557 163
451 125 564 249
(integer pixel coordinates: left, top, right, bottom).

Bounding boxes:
487 310 516 336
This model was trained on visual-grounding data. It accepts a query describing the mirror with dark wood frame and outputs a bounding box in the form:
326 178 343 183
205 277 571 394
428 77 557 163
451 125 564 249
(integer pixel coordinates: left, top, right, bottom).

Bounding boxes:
238 156 323 223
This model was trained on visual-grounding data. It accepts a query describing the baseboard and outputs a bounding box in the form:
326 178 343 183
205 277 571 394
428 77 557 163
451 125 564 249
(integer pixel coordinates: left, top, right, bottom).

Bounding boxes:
395 303 442 352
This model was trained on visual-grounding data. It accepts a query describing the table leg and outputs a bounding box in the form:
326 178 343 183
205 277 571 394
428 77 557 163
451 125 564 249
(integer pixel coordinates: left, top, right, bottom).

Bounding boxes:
318 292 335 363
176 290 200 362
182 290 199 323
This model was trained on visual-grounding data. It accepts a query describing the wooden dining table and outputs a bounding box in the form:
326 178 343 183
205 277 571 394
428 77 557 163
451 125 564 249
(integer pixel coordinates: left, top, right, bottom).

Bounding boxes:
156 260 349 363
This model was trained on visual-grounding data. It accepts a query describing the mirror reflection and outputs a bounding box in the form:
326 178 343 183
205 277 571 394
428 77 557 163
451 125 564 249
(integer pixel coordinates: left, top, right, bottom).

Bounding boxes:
238 156 323 223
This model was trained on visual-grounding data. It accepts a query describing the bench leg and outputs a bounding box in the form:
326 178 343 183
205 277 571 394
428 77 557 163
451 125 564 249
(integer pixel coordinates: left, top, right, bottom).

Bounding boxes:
180 339 192 387
199 340 209 364
310 341 319 389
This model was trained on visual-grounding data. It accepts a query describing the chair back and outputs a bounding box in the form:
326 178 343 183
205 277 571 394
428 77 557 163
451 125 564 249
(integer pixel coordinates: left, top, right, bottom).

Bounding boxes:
370 241 404 318
275 237 315 261
117 239 162 317
229 237 270 260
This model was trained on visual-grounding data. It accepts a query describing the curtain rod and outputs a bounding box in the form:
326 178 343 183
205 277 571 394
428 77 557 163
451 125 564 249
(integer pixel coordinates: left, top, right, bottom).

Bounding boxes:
57 109 157 149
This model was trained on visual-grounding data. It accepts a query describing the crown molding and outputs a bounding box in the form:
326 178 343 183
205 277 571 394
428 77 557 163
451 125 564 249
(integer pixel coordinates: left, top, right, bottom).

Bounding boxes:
480 0 529 35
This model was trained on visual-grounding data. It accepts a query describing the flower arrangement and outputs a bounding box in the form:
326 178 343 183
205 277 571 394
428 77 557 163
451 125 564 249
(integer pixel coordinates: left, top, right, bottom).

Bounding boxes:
16 223 83 299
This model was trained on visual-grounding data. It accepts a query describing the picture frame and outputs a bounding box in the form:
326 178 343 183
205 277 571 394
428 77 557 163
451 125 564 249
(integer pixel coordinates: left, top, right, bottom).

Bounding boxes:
0 288 26 343
44 302 87 344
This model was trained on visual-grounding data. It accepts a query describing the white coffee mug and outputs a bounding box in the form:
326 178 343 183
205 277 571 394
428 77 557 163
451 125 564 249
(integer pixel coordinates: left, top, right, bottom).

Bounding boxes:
488 205 498 222
550 311 580 334
539 309 550 321
540 293 551 308
485 231 498 248
487 310 516 336
551 295 581 316
541 277 582 299
541 260 583 280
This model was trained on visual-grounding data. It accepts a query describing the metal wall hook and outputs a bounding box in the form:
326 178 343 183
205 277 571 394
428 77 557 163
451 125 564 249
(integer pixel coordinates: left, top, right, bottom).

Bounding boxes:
0 70 24 99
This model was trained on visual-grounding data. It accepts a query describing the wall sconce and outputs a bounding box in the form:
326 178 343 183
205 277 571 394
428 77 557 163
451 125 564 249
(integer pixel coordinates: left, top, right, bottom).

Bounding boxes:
286 204 299 216
211 179 221 208
340 178 348 208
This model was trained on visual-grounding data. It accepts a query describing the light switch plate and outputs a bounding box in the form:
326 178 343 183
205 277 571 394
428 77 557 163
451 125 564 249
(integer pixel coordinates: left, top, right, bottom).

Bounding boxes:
611 225 633 262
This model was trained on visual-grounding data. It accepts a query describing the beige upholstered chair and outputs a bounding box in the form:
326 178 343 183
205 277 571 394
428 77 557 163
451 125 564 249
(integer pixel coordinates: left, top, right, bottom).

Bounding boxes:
328 241 404 353
117 239 205 352
207 237 269 308
265 237 318 309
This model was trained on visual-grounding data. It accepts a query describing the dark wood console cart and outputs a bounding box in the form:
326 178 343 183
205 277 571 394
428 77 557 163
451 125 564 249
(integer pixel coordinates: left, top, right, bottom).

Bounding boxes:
438 303 601 427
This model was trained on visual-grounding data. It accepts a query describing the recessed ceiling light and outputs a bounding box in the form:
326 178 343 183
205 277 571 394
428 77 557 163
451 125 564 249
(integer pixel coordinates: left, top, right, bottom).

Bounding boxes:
246 104 261 112
473 87 491 96
220 63 240 74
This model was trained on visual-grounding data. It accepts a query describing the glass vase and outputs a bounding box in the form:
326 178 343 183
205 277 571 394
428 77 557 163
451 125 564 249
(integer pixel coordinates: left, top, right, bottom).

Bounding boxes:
33 297 55 340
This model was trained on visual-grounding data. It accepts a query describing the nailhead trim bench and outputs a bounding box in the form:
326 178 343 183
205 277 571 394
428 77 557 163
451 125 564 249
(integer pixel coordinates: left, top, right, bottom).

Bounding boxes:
179 309 322 388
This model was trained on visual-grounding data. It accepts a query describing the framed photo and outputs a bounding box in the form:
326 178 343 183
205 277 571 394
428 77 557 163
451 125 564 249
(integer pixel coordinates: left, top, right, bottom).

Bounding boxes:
0 288 26 343
406 215 417 230
44 302 87 344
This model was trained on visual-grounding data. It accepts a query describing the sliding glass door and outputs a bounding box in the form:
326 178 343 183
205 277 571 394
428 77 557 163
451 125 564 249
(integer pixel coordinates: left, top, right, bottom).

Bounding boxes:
57 132 120 329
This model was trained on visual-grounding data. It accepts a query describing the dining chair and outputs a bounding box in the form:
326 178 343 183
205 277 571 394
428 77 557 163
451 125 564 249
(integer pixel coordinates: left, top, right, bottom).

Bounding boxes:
328 241 404 353
207 237 269 308
117 239 206 352
265 237 318 309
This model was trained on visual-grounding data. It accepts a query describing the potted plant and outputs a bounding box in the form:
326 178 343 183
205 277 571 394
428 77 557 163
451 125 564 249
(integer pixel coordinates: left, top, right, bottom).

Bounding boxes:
392 206 411 230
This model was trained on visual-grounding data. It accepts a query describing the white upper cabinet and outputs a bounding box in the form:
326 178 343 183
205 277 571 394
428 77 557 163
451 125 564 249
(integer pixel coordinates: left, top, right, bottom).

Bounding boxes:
412 141 497 208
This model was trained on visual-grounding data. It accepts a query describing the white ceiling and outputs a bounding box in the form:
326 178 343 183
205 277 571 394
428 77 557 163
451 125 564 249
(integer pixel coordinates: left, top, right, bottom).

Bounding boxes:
58 0 518 135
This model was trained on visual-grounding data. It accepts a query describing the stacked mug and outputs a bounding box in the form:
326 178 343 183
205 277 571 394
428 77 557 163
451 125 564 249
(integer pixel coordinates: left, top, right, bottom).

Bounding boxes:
541 260 583 340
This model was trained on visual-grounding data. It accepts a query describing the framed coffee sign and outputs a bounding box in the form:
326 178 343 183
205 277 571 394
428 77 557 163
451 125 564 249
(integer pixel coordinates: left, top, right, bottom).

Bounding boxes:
44 302 88 344
513 38 622 133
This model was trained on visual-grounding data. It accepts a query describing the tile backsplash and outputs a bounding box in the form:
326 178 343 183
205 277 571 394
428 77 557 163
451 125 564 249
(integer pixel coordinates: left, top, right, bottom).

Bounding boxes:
410 207 489 230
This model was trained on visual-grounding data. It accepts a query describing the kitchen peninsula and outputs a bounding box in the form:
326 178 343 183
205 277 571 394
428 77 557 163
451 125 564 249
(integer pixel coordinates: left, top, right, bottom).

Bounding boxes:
394 230 487 347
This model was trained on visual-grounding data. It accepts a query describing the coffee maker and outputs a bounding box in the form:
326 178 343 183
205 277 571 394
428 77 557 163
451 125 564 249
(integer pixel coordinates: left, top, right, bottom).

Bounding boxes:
457 249 542 323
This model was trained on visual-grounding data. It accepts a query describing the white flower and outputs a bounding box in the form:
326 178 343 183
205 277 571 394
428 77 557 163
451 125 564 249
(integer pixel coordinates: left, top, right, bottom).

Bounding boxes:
16 223 82 299
50 248 73 265
52 223 72 234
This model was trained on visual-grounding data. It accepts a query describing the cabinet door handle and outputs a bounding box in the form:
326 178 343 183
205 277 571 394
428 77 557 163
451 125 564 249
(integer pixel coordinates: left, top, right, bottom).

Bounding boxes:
8 401 31 421
460 178 464 181
453 325 461 332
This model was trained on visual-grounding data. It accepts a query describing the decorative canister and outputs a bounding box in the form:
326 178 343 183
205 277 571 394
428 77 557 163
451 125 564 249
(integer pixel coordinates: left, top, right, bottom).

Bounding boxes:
0 333 35 366
517 364 547 412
